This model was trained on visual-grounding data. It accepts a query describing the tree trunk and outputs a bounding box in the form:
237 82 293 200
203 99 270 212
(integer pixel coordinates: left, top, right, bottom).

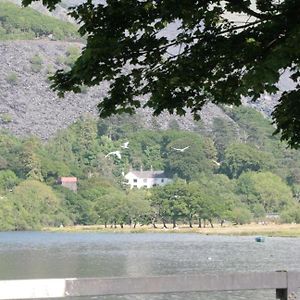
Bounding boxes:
198 218 202 228
209 219 214 228
104 222 107 228
172 218 176 229
134 222 137 228
162 218 168 229
152 217 157 228
120 223 124 228
221 219 224 227
152 221 157 228
189 214 193 228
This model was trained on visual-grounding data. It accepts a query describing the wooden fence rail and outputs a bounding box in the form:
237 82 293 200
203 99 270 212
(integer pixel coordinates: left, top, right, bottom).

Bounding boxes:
0 271 299 300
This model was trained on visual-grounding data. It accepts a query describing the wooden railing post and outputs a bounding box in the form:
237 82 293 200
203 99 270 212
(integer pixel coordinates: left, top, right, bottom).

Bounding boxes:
276 288 287 300
276 271 300 300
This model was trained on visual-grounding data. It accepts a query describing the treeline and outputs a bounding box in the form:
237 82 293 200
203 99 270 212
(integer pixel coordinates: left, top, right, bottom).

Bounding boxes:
0 2 79 40
1 106 300 230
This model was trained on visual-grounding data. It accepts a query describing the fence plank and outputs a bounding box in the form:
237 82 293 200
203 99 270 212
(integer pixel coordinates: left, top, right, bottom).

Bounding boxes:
0 272 297 299
0 279 67 299
66 272 288 297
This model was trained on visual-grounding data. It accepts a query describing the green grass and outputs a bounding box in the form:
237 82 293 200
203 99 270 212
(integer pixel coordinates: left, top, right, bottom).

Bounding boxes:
43 223 300 237
0 1 79 40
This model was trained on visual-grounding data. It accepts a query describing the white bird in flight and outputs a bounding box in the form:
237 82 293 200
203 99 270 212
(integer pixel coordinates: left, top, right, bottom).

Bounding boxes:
171 146 190 152
105 151 121 159
121 141 129 149
212 159 221 166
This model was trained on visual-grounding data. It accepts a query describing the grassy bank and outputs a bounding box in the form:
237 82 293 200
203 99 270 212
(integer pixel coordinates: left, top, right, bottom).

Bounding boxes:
43 223 300 237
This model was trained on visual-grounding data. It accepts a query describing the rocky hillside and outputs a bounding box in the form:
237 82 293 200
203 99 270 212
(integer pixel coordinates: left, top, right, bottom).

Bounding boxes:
1 0 293 140
0 0 288 140
0 40 241 139
0 40 105 138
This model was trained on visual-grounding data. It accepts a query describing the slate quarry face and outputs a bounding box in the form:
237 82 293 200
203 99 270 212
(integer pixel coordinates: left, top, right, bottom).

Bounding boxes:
0 41 225 139
0 39 284 140
0 41 106 139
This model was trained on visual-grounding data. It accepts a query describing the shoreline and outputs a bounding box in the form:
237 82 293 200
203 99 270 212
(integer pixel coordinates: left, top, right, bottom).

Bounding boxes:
43 223 300 237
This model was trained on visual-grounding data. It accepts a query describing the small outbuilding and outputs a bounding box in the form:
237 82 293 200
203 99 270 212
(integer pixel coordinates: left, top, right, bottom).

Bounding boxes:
57 177 77 192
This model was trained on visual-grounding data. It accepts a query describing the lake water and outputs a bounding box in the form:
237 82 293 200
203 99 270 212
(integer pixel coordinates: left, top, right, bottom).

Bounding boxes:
0 232 299 300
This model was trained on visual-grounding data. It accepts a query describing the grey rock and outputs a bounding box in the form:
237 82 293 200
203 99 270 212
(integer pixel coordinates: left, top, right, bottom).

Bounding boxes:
0 40 279 139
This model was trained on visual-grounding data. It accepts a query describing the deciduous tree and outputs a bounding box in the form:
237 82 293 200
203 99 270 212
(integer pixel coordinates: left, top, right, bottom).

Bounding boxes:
22 0 300 148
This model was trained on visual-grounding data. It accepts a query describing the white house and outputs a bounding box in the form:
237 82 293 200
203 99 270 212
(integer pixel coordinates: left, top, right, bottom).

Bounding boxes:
124 170 172 189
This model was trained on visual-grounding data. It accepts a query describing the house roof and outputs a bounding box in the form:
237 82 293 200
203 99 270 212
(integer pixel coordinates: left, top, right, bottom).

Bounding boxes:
58 177 77 183
128 170 169 179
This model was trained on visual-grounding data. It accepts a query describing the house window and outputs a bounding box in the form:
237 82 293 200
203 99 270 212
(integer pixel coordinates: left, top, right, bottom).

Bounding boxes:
133 185 138 188
153 184 157 187
133 179 137 183
143 178 147 183
144 185 147 188
161 179 164 183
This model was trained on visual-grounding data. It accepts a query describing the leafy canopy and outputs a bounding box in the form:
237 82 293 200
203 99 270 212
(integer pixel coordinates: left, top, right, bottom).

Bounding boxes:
22 0 300 147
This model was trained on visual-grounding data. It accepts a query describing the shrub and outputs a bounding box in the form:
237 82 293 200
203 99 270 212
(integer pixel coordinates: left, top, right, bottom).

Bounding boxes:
65 46 80 67
229 207 252 225
45 64 55 75
0 113 13 124
30 54 43 73
80 85 88 94
280 208 300 223
5 72 18 85
0 170 19 191
55 55 65 65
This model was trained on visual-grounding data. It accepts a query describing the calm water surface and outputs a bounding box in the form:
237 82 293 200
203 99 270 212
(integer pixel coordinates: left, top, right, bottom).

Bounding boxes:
0 232 299 299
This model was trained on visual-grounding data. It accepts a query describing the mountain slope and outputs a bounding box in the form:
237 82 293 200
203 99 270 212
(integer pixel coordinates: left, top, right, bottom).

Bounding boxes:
0 39 241 139
0 40 106 138
0 1 79 40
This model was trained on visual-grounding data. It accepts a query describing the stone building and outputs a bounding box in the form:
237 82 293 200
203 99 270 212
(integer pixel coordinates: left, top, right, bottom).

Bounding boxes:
57 177 77 192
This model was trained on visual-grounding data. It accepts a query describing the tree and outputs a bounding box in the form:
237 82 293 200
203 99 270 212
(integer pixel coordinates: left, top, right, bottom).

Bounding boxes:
125 190 152 227
22 0 300 148
150 181 190 228
93 189 124 227
280 207 300 224
165 134 217 181
0 170 19 192
0 196 16 230
236 171 295 213
195 174 240 227
71 115 99 169
127 131 164 170
229 207 252 225
220 143 274 179
0 133 23 175
20 137 43 181
10 180 64 230
211 118 239 160
225 106 275 149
